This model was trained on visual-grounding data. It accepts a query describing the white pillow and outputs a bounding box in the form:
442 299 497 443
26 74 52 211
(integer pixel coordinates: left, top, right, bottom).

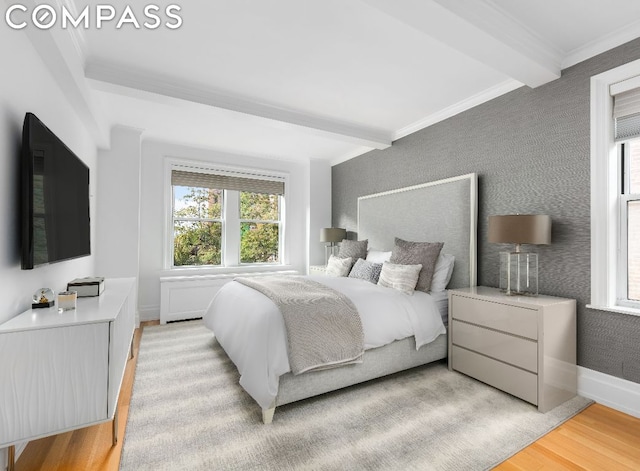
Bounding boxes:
430 254 455 292
366 250 392 264
326 255 353 277
377 262 422 295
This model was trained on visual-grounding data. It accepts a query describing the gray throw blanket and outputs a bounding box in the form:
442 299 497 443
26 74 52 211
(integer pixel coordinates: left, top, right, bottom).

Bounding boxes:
235 276 364 375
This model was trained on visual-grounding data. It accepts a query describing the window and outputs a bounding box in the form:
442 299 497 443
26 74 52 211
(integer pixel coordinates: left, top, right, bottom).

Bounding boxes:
620 139 640 305
590 60 640 315
169 164 285 268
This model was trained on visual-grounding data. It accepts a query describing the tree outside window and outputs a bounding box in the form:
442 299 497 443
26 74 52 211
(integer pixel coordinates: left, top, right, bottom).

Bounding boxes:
240 192 280 264
173 187 223 266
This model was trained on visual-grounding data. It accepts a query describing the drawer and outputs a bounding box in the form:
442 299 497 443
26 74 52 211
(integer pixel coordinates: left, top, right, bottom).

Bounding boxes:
452 346 538 405
451 320 538 373
451 294 538 340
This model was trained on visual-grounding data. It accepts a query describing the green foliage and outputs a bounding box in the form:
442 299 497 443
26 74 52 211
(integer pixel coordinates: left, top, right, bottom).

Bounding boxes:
240 192 279 220
240 222 279 263
174 222 222 266
173 187 222 266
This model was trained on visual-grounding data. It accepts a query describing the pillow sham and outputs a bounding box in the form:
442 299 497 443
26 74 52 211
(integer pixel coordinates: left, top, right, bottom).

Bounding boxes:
326 255 353 277
377 262 422 295
366 250 392 264
348 258 383 284
338 239 368 260
430 253 455 292
390 238 444 293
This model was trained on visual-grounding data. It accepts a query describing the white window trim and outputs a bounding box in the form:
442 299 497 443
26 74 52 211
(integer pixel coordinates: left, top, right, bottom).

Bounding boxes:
589 59 640 316
163 156 289 272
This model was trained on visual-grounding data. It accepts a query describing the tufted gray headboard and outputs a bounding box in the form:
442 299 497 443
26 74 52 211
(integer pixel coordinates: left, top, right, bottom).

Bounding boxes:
357 173 477 289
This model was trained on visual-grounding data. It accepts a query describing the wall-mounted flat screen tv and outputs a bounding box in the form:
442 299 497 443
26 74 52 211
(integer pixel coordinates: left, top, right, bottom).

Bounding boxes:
21 112 90 269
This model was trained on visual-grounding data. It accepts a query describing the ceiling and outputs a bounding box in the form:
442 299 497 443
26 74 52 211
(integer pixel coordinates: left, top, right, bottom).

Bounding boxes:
44 0 640 163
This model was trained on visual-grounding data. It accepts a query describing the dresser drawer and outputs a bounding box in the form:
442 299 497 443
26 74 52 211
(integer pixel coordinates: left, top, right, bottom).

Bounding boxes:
452 346 538 405
451 320 538 373
451 294 538 340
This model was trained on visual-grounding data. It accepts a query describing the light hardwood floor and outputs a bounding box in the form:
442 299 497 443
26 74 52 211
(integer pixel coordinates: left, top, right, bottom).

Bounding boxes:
14 323 640 470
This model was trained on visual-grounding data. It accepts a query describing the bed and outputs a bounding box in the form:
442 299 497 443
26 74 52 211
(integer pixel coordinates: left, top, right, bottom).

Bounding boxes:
204 173 477 423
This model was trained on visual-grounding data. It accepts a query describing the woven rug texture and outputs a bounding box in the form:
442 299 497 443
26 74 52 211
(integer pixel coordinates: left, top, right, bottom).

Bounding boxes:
120 320 592 471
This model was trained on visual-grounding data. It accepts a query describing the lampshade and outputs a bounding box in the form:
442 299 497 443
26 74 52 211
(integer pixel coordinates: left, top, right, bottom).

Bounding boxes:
320 227 346 243
488 215 551 246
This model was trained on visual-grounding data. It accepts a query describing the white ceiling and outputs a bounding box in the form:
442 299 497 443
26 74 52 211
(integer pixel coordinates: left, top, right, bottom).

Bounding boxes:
58 0 640 163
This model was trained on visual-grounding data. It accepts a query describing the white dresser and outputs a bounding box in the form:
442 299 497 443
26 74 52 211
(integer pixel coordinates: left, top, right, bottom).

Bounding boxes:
448 286 577 412
0 278 136 463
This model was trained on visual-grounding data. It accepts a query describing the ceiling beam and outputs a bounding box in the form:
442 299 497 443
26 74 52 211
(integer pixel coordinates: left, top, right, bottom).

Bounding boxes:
85 62 392 150
363 0 562 88
12 0 108 147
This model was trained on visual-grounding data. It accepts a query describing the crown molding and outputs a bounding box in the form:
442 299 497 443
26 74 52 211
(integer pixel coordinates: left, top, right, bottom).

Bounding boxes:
85 61 392 150
394 79 523 141
330 146 375 166
562 19 640 70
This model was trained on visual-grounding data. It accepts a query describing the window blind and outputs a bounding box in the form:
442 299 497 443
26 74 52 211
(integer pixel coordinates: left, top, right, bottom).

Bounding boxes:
612 86 640 141
171 170 284 195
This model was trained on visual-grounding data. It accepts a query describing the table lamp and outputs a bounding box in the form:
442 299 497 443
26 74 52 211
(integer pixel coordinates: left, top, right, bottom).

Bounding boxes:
320 228 346 265
488 214 551 296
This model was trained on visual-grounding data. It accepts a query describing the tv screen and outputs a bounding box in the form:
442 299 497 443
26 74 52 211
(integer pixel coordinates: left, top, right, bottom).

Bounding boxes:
21 113 90 269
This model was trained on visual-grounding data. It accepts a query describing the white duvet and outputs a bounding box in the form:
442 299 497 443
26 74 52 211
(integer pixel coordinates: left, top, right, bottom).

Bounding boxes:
203 275 446 409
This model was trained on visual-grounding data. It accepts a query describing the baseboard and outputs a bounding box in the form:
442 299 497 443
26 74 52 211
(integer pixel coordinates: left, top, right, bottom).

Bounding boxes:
138 305 160 323
577 366 640 418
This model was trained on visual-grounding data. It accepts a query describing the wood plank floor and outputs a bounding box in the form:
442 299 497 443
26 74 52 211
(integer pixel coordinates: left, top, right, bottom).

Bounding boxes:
14 323 640 470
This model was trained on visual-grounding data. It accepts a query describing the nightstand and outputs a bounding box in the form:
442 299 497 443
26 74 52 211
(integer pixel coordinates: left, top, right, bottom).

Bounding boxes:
309 265 327 276
448 286 577 412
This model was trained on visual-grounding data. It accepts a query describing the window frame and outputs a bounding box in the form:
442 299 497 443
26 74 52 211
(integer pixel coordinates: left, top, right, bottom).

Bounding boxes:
590 59 640 316
171 186 225 267
238 191 283 265
164 158 288 271
618 141 640 307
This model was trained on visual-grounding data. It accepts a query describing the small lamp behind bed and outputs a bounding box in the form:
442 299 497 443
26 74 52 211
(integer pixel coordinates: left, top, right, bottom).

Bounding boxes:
320 228 347 265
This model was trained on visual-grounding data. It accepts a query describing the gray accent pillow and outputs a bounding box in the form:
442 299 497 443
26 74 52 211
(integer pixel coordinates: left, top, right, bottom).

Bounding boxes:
338 239 368 260
348 258 383 284
377 262 422 295
390 238 444 292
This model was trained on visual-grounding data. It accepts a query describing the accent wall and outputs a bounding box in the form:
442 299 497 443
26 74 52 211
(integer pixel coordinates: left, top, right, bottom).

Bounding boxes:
332 38 640 385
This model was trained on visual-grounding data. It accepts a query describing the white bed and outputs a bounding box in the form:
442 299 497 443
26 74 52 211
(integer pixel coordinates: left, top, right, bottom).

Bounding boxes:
204 173 477 423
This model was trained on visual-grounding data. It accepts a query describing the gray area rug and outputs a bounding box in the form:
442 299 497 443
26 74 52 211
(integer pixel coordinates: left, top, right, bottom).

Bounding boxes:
120 320 592 471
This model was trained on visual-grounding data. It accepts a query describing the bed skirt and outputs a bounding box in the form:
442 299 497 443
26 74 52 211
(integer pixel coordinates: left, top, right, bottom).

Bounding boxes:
272 333 447 410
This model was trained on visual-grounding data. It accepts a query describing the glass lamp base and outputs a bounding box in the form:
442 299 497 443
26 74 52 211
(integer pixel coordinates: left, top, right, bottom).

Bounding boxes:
324 244 339 265
499 252 538 296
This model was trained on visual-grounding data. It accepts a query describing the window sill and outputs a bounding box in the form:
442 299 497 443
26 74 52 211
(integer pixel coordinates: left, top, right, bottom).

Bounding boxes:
159 264 297 281
586 304 640 317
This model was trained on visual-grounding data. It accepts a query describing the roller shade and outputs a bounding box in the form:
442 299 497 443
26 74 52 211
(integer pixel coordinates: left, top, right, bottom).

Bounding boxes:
172 170 284 195
612 83 640 141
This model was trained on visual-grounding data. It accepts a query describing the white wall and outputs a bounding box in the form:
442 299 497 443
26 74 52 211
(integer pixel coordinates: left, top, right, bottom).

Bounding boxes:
96 126 142 278
308 159 332 266
137 140 314 320
0 24 98 464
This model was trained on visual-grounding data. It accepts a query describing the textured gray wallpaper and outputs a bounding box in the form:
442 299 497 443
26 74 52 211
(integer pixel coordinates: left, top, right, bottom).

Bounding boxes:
332 39 640 384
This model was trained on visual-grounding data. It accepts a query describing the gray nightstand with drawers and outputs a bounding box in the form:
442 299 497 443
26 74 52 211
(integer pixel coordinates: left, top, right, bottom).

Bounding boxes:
448 286 577 412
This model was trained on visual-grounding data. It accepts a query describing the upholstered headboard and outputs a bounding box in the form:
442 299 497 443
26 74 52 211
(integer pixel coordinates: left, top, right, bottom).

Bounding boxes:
357 173 477 289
